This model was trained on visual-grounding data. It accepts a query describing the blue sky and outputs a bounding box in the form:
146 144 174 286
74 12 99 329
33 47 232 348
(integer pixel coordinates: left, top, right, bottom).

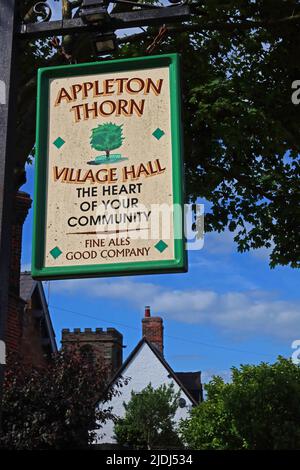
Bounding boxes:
21 161 300 383
21 0 300 383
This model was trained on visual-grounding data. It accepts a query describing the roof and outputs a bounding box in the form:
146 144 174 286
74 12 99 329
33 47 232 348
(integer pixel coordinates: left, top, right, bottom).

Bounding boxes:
106 337 200 406
175 371 201 390
20 272 36 302
175 372 202 403
20 272 57 353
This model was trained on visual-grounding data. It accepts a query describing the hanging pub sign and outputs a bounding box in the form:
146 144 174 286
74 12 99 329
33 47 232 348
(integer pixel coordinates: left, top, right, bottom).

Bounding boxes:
32 54 187 279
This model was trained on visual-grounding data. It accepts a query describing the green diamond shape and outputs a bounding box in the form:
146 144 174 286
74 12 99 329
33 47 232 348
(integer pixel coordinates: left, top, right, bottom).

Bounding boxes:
53 137 65 149
50 246 62 259
152 128 165 140
155 240 168 253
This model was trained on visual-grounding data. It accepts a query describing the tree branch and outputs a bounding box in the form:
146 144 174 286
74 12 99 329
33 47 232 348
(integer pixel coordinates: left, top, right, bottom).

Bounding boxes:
118 11 300 45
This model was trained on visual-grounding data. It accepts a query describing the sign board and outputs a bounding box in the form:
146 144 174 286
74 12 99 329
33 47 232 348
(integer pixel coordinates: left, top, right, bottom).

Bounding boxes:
32 54 187 279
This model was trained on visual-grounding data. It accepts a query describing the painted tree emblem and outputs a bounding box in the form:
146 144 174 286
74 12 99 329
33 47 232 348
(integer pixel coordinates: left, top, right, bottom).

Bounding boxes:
90 122 124 160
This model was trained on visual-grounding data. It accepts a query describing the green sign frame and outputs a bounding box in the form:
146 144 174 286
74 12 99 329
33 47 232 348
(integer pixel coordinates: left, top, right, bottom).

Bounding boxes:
32 54 187 280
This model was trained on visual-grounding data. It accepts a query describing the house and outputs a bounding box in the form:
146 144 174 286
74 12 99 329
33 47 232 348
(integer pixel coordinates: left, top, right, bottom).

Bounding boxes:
6 191 57 365
95 306 202 445
19 272 57 365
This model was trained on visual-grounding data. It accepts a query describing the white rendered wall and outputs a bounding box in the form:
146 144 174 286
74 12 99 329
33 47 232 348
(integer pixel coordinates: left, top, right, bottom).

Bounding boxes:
96 342 193 444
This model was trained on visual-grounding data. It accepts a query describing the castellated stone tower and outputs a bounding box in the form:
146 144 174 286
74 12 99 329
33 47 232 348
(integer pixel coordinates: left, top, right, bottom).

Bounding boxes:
61 327 123 377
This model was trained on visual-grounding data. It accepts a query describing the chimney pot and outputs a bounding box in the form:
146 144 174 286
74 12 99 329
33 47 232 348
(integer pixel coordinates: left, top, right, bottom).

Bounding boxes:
145 306 151 317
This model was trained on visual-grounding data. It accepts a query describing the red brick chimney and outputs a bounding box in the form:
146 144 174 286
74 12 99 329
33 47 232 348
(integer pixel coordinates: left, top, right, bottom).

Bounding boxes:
6 191 32 354
9 191 32 295
142 306 164 355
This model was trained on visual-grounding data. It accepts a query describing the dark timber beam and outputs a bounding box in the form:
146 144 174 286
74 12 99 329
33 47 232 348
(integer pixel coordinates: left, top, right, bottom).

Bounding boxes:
19 5 190 38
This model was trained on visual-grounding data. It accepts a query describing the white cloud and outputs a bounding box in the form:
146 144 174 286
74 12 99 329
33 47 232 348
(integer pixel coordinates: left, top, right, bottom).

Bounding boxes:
52 278 159 305
201 369 232 384
169 354 205 361
251 246 273 261
204 230 235 255
21 263 31 272
51 278 300 341
204 228 273 262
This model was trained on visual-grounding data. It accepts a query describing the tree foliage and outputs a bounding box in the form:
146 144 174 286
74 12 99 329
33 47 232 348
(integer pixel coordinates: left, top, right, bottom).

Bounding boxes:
0 350 124 450
90 123 124 157
114 383 182 450
180 357 300 450
17 0 300 266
